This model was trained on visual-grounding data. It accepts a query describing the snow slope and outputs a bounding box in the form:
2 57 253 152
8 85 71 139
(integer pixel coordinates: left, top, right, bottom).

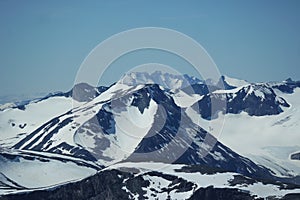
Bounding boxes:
187 87 300 176
0 96 75 147
1 72 299 197
223 75 249 88
0 151 97 195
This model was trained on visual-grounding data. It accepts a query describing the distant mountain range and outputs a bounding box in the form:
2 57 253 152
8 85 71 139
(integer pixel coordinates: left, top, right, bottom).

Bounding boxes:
0 72 300 199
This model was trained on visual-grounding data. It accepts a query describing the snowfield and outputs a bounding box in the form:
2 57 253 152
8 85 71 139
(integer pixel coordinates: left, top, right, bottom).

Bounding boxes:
0 96 75 147
186 85 300 176
0 152 97 195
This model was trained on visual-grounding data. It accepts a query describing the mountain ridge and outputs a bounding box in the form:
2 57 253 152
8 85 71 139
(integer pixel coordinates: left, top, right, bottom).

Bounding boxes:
0 72 300 198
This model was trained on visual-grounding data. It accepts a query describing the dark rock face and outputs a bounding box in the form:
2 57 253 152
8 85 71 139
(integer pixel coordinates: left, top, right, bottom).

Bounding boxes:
174 164 228 174
131 87 152 114
272 78 300 94
193 84 290 119
188 186 256 200
228 175 257 186
281 193 300 200
94 103 116 135
291 152 300 160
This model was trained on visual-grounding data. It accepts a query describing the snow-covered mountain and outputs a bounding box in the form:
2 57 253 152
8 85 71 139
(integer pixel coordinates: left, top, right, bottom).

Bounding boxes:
186 77 300 178
0 72 299 199
6 83 272 178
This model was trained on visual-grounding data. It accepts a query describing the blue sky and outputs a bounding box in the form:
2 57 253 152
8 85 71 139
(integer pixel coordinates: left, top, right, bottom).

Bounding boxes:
0 0 300 97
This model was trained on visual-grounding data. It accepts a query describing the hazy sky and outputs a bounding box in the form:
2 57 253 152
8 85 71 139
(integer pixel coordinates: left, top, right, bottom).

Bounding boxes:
0 0 300 97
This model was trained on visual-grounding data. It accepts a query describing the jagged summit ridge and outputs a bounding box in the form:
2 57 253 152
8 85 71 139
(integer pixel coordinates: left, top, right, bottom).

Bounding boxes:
0 72 300 198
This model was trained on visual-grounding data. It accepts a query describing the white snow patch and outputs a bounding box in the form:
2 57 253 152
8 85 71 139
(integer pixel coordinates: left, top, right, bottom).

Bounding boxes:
0 96 75 147
172 90 203 108
223 75 249 87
